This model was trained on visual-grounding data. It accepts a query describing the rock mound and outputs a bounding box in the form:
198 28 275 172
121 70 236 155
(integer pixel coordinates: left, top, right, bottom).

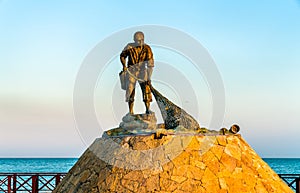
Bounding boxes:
53 134 292 193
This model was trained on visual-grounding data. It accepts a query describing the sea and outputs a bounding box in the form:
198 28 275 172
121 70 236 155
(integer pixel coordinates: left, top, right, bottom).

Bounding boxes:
0 158 77 173
0 158 299 174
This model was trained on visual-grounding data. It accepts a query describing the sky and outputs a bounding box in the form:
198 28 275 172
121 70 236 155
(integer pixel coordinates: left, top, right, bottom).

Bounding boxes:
0 0 300 158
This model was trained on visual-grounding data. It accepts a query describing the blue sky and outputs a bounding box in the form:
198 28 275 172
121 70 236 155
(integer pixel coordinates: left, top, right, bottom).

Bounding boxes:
0 0 300 157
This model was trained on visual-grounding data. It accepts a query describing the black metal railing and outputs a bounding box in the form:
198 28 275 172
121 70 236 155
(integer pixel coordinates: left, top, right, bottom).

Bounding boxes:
0 172 298 192
0 173 66 193
279 174 300 192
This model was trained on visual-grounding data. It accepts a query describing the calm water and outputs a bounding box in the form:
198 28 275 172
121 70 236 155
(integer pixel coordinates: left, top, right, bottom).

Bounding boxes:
0 158 299 174
263 158 300 174
0 158 77 173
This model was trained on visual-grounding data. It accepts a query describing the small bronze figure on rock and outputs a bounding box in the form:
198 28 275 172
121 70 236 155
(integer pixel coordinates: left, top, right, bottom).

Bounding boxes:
120 31 154 114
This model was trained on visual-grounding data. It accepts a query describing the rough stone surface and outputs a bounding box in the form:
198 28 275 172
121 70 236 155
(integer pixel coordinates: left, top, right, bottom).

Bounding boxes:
53 134 293 193
150 86 200 130
119 112 157 132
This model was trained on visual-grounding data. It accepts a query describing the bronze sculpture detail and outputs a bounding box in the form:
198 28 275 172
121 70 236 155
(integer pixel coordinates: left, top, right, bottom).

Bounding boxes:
150 85 200 130
120 31 154 114
118 31 240 134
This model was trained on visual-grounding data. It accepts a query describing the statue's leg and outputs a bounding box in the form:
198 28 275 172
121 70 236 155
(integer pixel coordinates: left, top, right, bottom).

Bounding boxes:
145 101 150 114
128 101 134 114
126 75 136 114
128 87 135 114
140 82 152 114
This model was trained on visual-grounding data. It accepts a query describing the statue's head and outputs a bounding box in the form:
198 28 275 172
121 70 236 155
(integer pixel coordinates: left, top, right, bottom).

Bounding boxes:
133 31 144 46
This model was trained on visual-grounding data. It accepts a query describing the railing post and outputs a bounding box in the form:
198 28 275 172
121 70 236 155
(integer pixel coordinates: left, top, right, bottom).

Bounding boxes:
296 177 300 193
32 175 38 193
12 174 16 193
7 175 11 193
55 174 61 187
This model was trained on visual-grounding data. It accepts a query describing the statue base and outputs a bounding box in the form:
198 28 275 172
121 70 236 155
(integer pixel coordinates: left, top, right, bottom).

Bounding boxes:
119 112 157 134
53 134 293 193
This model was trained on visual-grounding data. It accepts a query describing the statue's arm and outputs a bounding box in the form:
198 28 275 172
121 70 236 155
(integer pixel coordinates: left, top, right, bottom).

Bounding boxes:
120 56 127 71
120 45 128 71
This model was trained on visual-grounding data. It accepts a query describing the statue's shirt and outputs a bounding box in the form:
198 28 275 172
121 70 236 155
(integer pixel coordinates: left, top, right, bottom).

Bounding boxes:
120 43 154 67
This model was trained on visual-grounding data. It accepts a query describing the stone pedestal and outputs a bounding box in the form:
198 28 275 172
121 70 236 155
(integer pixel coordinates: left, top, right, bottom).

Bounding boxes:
53 134 293 193
119 112 157 132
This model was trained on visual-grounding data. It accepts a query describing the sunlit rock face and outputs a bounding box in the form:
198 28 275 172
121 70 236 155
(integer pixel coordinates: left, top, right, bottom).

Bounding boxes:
53 134 292 193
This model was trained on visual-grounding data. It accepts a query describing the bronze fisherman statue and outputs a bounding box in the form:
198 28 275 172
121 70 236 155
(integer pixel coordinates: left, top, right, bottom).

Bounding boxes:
120 31 154 114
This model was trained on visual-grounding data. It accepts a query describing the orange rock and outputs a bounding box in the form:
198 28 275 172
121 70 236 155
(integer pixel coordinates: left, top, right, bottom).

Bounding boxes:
216 136 227 146
179 179 202 192
172 151 190 166
219 178 229 190
220 153 237 173
232 167 243 179
121 179 139 192
189 150 203 167
185 136 201 151
123 170 143 181
201 167 217 183
54 134 293 193
145 175 159 192
203 151 220 175
160 177 178 192
210 144 224 160
171 175 187 183
224 144 241 161
255 181 268 193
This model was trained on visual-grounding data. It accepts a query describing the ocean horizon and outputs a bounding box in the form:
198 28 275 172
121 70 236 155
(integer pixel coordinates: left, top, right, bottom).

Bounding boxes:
0 158 300 174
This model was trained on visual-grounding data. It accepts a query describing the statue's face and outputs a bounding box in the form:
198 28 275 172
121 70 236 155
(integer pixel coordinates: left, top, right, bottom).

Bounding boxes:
134 33 144 46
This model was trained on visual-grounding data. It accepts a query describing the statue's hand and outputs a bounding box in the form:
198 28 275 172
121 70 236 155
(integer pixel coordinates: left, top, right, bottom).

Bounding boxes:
123 66 127 72
145 80 151 85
